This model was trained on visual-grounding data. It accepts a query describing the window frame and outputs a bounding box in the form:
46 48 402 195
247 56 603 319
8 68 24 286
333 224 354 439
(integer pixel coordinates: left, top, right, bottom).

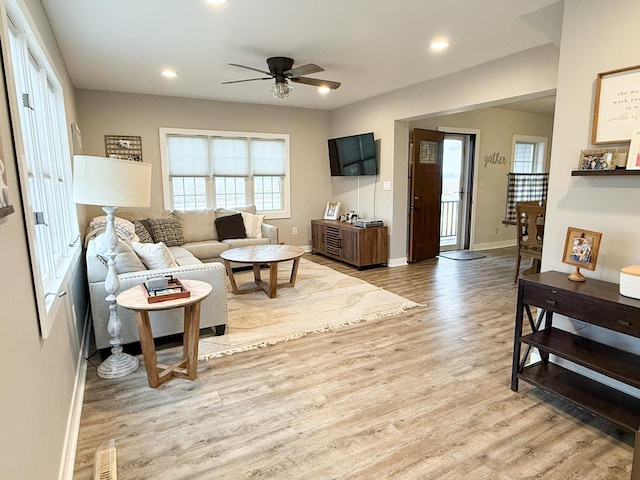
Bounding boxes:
511 135 548 173
3 2 80 338
159 127 291 219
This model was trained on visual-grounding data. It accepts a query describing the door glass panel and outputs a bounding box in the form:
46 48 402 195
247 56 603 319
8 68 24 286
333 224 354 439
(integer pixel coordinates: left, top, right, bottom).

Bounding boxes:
419 140 438 164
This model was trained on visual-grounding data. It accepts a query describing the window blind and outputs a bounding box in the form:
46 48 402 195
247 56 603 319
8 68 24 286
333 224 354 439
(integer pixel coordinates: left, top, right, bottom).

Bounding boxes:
167 135 209 176
211 138 249 176
251 139 285 175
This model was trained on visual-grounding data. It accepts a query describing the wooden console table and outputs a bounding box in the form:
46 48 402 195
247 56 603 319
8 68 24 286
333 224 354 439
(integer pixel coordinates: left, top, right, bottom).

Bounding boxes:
117 279 212 388
311 219 388 268
511 271 640 478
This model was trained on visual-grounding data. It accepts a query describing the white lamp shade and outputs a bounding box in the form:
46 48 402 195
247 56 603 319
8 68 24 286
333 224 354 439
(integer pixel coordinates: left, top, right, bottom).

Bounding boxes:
73 155 152 208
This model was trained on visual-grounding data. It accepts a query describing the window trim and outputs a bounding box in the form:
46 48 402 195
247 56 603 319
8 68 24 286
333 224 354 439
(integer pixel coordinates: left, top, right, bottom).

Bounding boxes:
3 1 79 338
159 127 291 219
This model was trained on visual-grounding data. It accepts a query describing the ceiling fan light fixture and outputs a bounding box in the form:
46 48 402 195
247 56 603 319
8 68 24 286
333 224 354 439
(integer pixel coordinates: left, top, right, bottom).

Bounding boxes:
270 81 292 100
317 86 331 94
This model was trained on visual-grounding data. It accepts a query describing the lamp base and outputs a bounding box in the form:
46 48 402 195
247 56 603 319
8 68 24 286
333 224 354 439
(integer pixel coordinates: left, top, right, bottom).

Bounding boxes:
97 351 139 379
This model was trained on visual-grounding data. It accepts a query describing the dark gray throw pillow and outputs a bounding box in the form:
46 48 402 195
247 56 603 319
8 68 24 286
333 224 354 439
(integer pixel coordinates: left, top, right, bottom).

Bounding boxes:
147 217 185 247
215 213 247 241
134 219 155 243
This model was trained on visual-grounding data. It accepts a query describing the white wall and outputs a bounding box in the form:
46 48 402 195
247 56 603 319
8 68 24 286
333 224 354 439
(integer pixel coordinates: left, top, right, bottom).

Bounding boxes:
0 1 85 479
330 44 559 263
76 90 332 247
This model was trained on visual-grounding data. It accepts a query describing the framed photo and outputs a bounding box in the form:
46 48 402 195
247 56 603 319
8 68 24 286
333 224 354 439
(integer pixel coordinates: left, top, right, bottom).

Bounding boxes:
324 201 340 220
577 148 617 171
0 156 14 219
592 65 640 144
627 132 640 170
562 227 602 272
105 135 142 161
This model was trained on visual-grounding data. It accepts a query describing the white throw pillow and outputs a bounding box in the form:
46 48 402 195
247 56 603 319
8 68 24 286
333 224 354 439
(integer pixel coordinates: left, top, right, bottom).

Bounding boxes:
95 235 146 273
131 242 178 269
241 211 264 239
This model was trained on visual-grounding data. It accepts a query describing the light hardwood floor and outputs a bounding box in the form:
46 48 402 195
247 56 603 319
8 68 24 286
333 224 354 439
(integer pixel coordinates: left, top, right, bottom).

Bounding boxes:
73 248 634 479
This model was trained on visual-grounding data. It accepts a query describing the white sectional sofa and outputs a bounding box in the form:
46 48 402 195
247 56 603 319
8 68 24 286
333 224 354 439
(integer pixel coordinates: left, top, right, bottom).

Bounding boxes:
86 205 278 350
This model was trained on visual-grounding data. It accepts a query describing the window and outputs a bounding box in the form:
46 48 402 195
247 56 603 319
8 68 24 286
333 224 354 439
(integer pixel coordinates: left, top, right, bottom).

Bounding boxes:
160 128 290 218
511 135 547 173
5 4 79 337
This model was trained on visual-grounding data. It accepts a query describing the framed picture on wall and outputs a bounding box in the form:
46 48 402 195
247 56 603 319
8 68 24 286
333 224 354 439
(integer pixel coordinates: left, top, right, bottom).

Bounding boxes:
0 156 14 219
627 132 640 170
592 65 640 144
105 135 142 161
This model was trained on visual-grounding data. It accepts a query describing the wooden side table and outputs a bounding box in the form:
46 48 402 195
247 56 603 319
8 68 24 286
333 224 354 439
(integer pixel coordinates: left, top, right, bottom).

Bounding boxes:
116 279 212 388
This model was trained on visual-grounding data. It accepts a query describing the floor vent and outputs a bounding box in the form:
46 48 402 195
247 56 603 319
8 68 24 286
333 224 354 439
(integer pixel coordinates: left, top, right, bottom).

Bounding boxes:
93 439 117 480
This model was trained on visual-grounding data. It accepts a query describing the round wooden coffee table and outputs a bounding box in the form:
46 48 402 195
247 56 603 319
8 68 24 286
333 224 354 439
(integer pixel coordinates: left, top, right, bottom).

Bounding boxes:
220 244 305 298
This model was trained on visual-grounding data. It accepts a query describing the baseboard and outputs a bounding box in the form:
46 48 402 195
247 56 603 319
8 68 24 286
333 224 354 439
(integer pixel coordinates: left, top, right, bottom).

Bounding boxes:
471 239 516 251
388 256 408 267
58 307 91 480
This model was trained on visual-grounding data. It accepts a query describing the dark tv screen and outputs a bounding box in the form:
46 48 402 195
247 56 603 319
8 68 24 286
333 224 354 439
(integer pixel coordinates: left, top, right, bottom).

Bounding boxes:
328 132 377 176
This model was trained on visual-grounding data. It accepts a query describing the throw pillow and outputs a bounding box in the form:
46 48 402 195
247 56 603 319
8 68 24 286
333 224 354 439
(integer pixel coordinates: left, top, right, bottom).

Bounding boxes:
131 242 178 269
95 236 146 273
133 219 155 243
146 217 185 247
214 212 247 241
240 211 264 239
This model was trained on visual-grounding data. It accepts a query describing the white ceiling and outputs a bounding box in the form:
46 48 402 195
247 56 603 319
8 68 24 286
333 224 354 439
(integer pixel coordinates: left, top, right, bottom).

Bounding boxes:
40 0 562 111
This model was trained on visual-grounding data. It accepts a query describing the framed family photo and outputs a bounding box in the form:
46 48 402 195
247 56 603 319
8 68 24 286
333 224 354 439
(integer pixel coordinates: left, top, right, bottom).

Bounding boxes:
324 201 341 220
577 148 617 171
562 227 602 281
105 135 143 162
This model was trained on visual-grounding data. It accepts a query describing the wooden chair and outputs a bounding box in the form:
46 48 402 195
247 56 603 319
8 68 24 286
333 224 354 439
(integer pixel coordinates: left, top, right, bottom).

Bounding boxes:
514 202 545 282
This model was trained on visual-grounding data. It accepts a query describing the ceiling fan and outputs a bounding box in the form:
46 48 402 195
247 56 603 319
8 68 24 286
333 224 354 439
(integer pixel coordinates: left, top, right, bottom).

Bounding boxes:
222 56 341 100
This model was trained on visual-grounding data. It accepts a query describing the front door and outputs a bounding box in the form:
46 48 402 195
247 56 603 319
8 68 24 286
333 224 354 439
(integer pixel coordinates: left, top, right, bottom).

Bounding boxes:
408 128 444 262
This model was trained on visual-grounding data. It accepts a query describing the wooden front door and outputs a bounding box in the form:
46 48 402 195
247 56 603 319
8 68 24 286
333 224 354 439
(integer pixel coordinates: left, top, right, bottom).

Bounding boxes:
408 128 444 262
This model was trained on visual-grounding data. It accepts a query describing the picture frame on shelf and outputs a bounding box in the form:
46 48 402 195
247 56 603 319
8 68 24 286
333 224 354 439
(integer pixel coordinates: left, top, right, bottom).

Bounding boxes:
323 201 340 220
627 132 640 170
562 227 602 282
104 135 142 162
592 65 640 144
577 148 617 171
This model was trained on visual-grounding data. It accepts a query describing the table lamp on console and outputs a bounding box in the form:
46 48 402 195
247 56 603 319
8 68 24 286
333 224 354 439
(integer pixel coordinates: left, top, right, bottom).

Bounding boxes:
73 155 152 378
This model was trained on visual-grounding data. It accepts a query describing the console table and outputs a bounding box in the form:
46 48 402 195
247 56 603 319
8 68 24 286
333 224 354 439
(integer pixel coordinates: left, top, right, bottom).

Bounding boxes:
311 219 388 268
511 271 640 478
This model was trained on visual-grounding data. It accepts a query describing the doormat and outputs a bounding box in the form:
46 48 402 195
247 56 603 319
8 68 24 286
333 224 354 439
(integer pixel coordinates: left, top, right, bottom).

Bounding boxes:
439 250 486 261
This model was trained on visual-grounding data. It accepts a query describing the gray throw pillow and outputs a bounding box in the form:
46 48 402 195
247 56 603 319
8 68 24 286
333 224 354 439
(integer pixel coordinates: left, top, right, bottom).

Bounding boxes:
214 213 247 241
146 217 185 247
134 220 154 243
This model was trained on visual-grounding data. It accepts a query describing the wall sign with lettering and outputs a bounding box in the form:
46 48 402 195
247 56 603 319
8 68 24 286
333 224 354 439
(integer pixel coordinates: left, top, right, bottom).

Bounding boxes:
592 65 640 144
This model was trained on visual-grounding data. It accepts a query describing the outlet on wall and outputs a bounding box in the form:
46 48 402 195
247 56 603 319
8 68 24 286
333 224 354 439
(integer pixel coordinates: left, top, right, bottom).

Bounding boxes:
292 227 298 235
495 227 499 235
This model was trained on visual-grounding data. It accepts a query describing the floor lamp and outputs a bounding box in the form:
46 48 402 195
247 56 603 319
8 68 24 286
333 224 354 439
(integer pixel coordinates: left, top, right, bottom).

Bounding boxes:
73 155 152 378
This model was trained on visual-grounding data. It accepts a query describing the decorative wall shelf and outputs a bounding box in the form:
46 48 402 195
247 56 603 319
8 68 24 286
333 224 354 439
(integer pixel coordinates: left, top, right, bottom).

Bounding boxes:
572 169 640 176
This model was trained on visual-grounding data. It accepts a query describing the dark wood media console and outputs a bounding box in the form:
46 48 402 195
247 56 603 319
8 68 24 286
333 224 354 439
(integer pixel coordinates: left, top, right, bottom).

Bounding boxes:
512 271 640 478
311 219 388 268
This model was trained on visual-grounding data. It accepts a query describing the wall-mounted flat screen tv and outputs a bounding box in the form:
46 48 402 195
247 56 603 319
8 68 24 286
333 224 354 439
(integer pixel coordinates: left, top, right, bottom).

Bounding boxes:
328 132 377 176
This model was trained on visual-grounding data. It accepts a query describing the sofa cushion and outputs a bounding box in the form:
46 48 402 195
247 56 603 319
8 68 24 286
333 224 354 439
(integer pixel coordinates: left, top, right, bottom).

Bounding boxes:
182 240 230 260
215 213 246 241
240 211 264 239
114 208 172 222
133 220 154 243
173 209 217 242
147 217 184 247
215 204 257 218
89 215 137 241
221 237 270 249
168 246 202 266
131 242 178 269
95 235 147 273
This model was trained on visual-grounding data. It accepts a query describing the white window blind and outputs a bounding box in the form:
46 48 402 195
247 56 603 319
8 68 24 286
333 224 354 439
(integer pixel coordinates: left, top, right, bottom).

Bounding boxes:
167 135 209 176
252 139 285 175
211 138 250 176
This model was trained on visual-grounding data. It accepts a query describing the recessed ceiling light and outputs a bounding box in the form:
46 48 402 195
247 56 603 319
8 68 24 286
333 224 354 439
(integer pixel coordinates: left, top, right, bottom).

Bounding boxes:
161 69 178 78
318 86 331 94
430 40 450 51
206 0 228 4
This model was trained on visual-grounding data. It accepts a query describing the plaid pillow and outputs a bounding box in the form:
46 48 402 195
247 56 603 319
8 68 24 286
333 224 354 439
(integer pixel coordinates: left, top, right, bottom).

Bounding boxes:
133 220 154 243
146 218 184 247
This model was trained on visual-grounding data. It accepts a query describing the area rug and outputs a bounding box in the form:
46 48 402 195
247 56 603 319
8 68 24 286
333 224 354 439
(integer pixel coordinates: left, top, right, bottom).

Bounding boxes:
438 250 486 261
198 258 423 361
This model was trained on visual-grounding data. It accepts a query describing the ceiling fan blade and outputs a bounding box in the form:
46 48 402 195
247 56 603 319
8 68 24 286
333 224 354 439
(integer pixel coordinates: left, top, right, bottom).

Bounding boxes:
291 77 341 89
285 63 324 78
228 63 273 76
221 77 272 84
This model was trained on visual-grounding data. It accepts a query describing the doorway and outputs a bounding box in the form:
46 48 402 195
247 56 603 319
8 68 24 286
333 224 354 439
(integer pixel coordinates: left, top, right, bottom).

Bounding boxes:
440 133 475 251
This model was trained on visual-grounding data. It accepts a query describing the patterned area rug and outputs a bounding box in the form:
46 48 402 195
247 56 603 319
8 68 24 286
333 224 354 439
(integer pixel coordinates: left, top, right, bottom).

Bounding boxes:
438 250 486 260
198 258 423 361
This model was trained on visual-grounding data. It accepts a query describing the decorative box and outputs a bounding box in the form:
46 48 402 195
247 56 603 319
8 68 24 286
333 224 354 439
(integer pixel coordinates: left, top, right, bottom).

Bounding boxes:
620 266 640 299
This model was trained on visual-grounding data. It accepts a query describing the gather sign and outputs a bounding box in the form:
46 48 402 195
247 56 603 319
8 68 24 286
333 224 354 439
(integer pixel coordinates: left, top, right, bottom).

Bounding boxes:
484 151 507 168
